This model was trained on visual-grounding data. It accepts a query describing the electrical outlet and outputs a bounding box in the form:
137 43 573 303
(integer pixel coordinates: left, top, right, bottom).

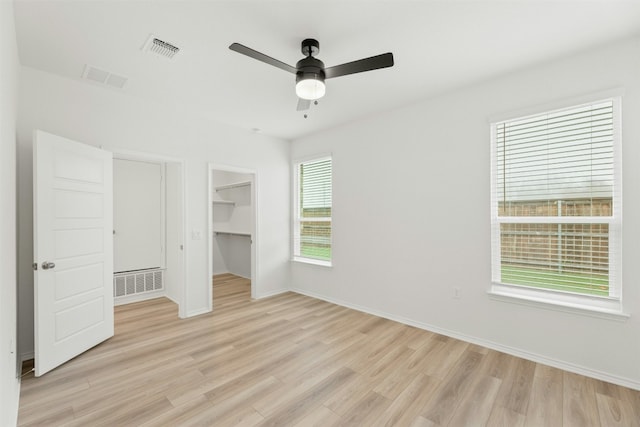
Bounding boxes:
453 287 461 299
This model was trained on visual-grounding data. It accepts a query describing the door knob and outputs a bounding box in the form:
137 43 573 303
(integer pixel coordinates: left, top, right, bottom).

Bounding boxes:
42 261 56 270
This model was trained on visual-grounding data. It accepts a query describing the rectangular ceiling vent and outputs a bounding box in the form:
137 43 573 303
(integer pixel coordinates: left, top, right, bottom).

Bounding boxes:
82 65 128 89
142 35 180 59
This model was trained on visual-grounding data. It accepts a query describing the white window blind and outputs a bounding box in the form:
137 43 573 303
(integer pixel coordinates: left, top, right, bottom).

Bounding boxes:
491 99 621 299
294 157 332 263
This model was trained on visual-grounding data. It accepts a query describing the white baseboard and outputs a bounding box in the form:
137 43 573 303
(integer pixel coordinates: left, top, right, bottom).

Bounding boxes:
164 294 179 305
19 351 34 365
213 272 251 280
114 290 165 306
291 287 640 391
254 288 289 300
185 307 211 318
212 270 229 277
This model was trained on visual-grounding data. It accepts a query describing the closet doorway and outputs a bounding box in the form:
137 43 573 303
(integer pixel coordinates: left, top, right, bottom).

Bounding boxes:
208 164 257 305
113 152 186 317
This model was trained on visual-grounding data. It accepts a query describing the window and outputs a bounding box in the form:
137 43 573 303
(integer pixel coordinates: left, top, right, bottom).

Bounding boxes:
490 98 622 308
293 156 332 265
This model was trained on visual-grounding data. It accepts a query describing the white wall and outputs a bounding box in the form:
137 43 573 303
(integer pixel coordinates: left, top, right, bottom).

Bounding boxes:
291 37 640 389
0 2 21 425
17 67 291 358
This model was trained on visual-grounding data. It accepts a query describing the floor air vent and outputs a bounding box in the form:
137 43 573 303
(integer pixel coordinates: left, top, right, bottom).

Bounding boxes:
114 269 163 299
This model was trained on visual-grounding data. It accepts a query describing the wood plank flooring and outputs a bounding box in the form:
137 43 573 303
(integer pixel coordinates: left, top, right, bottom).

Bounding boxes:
18 274 640 426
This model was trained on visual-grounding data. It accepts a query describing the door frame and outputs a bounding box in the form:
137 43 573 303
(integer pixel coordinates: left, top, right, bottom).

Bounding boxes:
208 163 258 305
112 148 188 318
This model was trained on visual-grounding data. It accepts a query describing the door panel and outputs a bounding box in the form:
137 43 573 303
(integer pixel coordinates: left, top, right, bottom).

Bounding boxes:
54 297 105 341
54 263 104 300
54 228 103 258
55 190 104 218
113 159 163 273
33 130 113 376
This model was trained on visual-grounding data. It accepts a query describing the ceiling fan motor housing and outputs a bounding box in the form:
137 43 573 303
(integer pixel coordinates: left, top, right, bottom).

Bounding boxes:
295 56 325 85
296 41 326 100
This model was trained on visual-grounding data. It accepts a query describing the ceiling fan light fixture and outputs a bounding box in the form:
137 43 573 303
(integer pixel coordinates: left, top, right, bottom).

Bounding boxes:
296 75 326 100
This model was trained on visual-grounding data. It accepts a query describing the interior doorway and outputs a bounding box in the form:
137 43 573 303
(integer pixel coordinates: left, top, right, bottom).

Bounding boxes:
208 164 257 306
113 151 186 317
30 130 188 376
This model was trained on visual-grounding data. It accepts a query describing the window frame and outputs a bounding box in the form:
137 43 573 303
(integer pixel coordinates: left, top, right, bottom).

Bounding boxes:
292 154 333 267
489 96 627 318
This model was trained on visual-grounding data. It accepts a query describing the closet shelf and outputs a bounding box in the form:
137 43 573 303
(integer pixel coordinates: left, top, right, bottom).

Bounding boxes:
214 230 251 237
215 181 251 191
212 200 235 205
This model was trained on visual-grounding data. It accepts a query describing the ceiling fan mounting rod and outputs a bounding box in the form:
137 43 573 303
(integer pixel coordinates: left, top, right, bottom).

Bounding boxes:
301 38 320 57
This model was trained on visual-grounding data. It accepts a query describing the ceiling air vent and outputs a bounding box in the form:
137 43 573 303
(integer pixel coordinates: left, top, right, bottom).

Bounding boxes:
82 65 128 89
142 35 180 59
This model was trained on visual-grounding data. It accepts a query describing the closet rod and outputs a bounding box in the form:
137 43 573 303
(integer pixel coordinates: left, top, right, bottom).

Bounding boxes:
215 181 251 191
214 231 251 237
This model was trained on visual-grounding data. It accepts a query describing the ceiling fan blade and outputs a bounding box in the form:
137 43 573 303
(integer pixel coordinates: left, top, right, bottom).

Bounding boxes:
324 52 394 79
229 43 297 74
297 98 311 111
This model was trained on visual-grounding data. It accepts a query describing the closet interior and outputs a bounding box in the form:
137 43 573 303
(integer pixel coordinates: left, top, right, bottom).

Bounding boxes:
112 157 183 306
211 170 253 279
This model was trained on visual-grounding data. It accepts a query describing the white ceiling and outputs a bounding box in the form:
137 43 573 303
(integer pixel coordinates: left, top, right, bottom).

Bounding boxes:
13 0 640 140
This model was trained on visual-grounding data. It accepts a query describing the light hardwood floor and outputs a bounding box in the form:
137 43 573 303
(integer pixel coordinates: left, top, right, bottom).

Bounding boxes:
18 274 640 426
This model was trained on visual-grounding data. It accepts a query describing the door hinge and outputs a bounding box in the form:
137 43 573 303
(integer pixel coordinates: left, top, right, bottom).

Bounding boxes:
32 262 38 271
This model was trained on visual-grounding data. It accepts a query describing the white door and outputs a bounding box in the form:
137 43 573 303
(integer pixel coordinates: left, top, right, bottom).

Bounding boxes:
113 159 163 272
33 130 114 376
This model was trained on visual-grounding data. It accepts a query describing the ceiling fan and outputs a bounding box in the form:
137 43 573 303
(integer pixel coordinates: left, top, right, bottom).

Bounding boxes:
229 38 394 111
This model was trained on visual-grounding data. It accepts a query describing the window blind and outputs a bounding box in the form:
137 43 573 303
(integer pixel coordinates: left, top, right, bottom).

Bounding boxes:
295 158 332 262
300 159 332 216
497 101 614 211
492 99 620 298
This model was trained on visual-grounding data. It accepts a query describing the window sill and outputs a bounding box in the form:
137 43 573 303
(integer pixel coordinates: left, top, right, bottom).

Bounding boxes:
488 283 630 322
291 257 332 268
